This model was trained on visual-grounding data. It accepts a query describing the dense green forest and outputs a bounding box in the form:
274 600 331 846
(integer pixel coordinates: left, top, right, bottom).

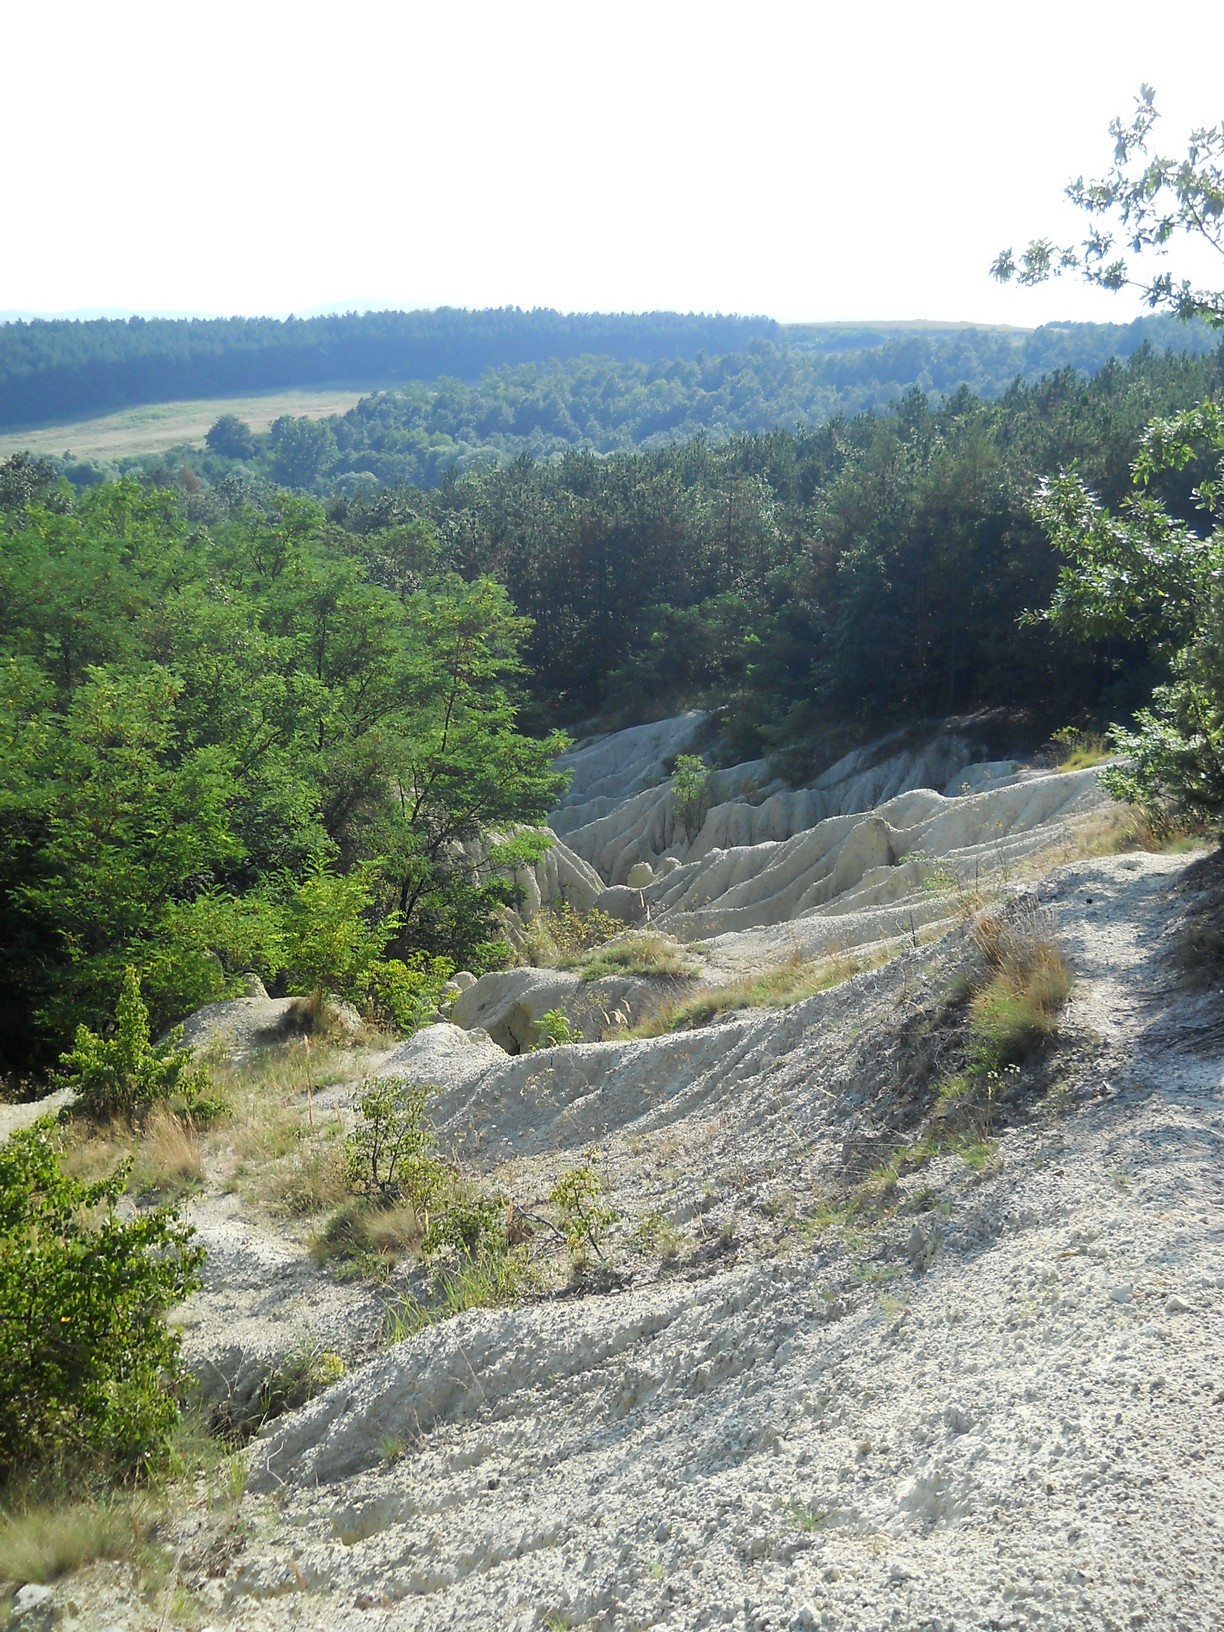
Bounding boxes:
3 308 1218 494
0 309 778 428
0 473 565 1076
51 316 1213 495
336 342 1224 746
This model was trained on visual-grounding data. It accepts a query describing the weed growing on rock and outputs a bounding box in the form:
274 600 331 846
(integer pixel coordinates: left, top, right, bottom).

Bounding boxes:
256 1343 344 1427
531 1008 580 1049
629 1209 687 1260
782 1501 831 1532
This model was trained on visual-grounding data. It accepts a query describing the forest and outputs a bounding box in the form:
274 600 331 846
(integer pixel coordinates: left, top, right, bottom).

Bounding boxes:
3 332 1221 1084
0 309 779 428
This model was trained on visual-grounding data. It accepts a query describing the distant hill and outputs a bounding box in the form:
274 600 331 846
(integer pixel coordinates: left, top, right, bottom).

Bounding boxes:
0 309 779 430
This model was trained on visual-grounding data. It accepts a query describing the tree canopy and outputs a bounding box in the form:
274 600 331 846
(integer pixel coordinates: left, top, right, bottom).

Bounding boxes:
998 88 1224 828
0 476 565 1073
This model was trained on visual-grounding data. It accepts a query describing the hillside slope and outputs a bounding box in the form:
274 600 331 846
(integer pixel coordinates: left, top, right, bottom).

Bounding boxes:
6 737 1221 1631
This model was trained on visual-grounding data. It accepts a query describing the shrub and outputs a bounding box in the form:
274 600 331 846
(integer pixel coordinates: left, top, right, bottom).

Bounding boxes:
343 1078 447 1208
525 904 623 966
550 1160 617 1265
671 753 710 844
0 1121 205 1485
361 953 455 1033
279 862 398 1003
55 966 223 1125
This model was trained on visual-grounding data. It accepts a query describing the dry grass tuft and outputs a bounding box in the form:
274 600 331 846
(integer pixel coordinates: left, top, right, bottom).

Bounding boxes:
1048 728 1113 771
0 1489 157 1584
970 910 1072 1064
580 931 698 983
129 1107 203 1201
360 1198 428 1256
1177 920 1224 988
1065 803 1207 858
614 945 895 1038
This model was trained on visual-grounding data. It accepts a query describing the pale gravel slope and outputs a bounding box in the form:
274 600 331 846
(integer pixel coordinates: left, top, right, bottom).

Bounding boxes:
136 849 1220 1632
10 816 1222 1631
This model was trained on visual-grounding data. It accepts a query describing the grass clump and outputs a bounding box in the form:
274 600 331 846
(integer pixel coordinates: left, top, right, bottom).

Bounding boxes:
969 915 1071 1064
314 1077 529 1304
1048 726 1113 771
524 904 625 967
1066 802 1207 858
619 946 889 1037
255 1342 344 1427
1177 919 1224 988
383 1248 534 1340
578 931 697 983
0 1486 159 1585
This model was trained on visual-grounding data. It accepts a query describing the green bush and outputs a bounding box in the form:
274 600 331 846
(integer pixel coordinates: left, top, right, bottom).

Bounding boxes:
55 966 223 1125
0 1121 205 1485
549 1160 617 1265
343 1078 447 1208
671 753 711 844
361 953 455 1033
279 863 398 1003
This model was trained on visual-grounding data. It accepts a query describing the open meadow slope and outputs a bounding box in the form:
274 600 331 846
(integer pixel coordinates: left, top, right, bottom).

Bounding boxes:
0 386 379 462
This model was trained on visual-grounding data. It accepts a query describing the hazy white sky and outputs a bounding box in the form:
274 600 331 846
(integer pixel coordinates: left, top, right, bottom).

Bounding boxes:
4 0 1221 327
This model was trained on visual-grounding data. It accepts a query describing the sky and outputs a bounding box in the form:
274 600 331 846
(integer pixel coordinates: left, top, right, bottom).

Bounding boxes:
4 0 1222 328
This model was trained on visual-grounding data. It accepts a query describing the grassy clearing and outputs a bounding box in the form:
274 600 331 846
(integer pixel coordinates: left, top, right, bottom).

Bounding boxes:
205 1041 365 1214
615 945 894 1037
0 383 383 462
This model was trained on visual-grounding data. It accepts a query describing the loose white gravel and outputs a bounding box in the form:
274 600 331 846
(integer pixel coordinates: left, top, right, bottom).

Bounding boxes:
10 843 1223 1632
